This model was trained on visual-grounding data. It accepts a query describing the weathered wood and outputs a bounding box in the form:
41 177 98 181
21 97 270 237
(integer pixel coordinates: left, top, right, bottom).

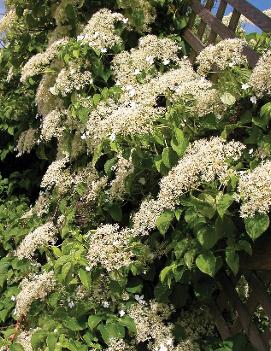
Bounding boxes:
240 236 271 271
187 0 260 67
209 300 232 339
228 8 241 32
208 0 227 44
197 0 215 40
219 273 269 351
183 28 205 55
246 272 271 321
226 0 271 32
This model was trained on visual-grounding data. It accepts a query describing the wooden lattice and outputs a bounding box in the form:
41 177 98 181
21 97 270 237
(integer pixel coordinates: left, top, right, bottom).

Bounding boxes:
183 0 271 67
182 2 271 349
211 272 271 351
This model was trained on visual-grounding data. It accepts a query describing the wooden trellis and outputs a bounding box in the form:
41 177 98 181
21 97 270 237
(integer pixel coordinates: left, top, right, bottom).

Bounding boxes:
182 1 271 349
183 0 271 66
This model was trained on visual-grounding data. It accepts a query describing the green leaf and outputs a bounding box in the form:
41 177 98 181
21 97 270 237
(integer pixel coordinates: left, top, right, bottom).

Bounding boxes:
79 268 91 289
184 249 196 269
98 322 125 344
244 213 270 240
64 317 85 331
225 249 239 275
9 344 24 351
170 128 188 157
160 265 173 283
107 203 122 222
119 316 136 333
156 210 175 235
238 240 252 256
220 92 236 106
88 315 103 330
216 193 234 218
31 331 48 349
196 252 217 277
196 226 220 250
162 147 178 168
47 334 58 351
253 102 271 128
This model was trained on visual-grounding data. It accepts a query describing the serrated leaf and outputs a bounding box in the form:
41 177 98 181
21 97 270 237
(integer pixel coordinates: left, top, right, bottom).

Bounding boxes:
196 226 220 250
162 147 178 168
98 322 125 344
220 92 236 106
244 213 270 240
156 210 175 235
119 316 136 333
88 315 103 330
225 249 239 275
196 252 216 277
216 193 234 218
79 268 91 289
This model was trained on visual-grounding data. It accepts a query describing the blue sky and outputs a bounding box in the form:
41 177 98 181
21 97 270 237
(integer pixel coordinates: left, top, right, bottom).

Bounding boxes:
0 0 270 22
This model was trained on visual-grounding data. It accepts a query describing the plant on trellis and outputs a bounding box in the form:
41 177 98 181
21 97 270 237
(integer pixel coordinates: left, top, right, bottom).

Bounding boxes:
0 0 271 350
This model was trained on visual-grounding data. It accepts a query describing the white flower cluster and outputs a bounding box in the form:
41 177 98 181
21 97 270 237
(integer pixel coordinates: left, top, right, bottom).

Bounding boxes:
41 109 64 141
15 271 55 318
133 137 245 235
86 58 210 146
104 339 136 351
40 156 71 191
17 330 35 351
15 222 57 260
77 9 127 51
0 9 17 34
50 64 93 96
16 128 37 155
196 39 247 76
21 38 69 82
21 192 50 219
177 305 215 342
112 35 181 86
249 50 271 97
171 77 224 117
129 301 174 351
109 155 134 200
238 160 271 218
36 74 64 116
87 224 134 272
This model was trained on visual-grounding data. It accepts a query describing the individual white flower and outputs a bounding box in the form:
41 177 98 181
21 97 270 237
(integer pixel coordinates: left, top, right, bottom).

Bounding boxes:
162 58 170 65
11 296 16 302
241 83 250 90
135 294 146 304
119 310 125 317
77 34 86 41
146 55 154 64
250 96 257 104
68 301 75 309
133 68 141 75
128 88 136 97
158 345 168 351
110 133 116 141
101 47 108 53
85 266 91 272
249 148 254 155
102 301 110 308
123 17 129 24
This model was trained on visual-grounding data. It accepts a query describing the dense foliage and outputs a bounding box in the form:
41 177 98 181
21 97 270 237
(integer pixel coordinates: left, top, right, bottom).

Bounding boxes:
0 1 271 350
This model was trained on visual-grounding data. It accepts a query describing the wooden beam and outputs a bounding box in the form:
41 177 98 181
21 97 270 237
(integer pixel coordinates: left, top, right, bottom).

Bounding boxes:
226 0 271 33
208 0 227 44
